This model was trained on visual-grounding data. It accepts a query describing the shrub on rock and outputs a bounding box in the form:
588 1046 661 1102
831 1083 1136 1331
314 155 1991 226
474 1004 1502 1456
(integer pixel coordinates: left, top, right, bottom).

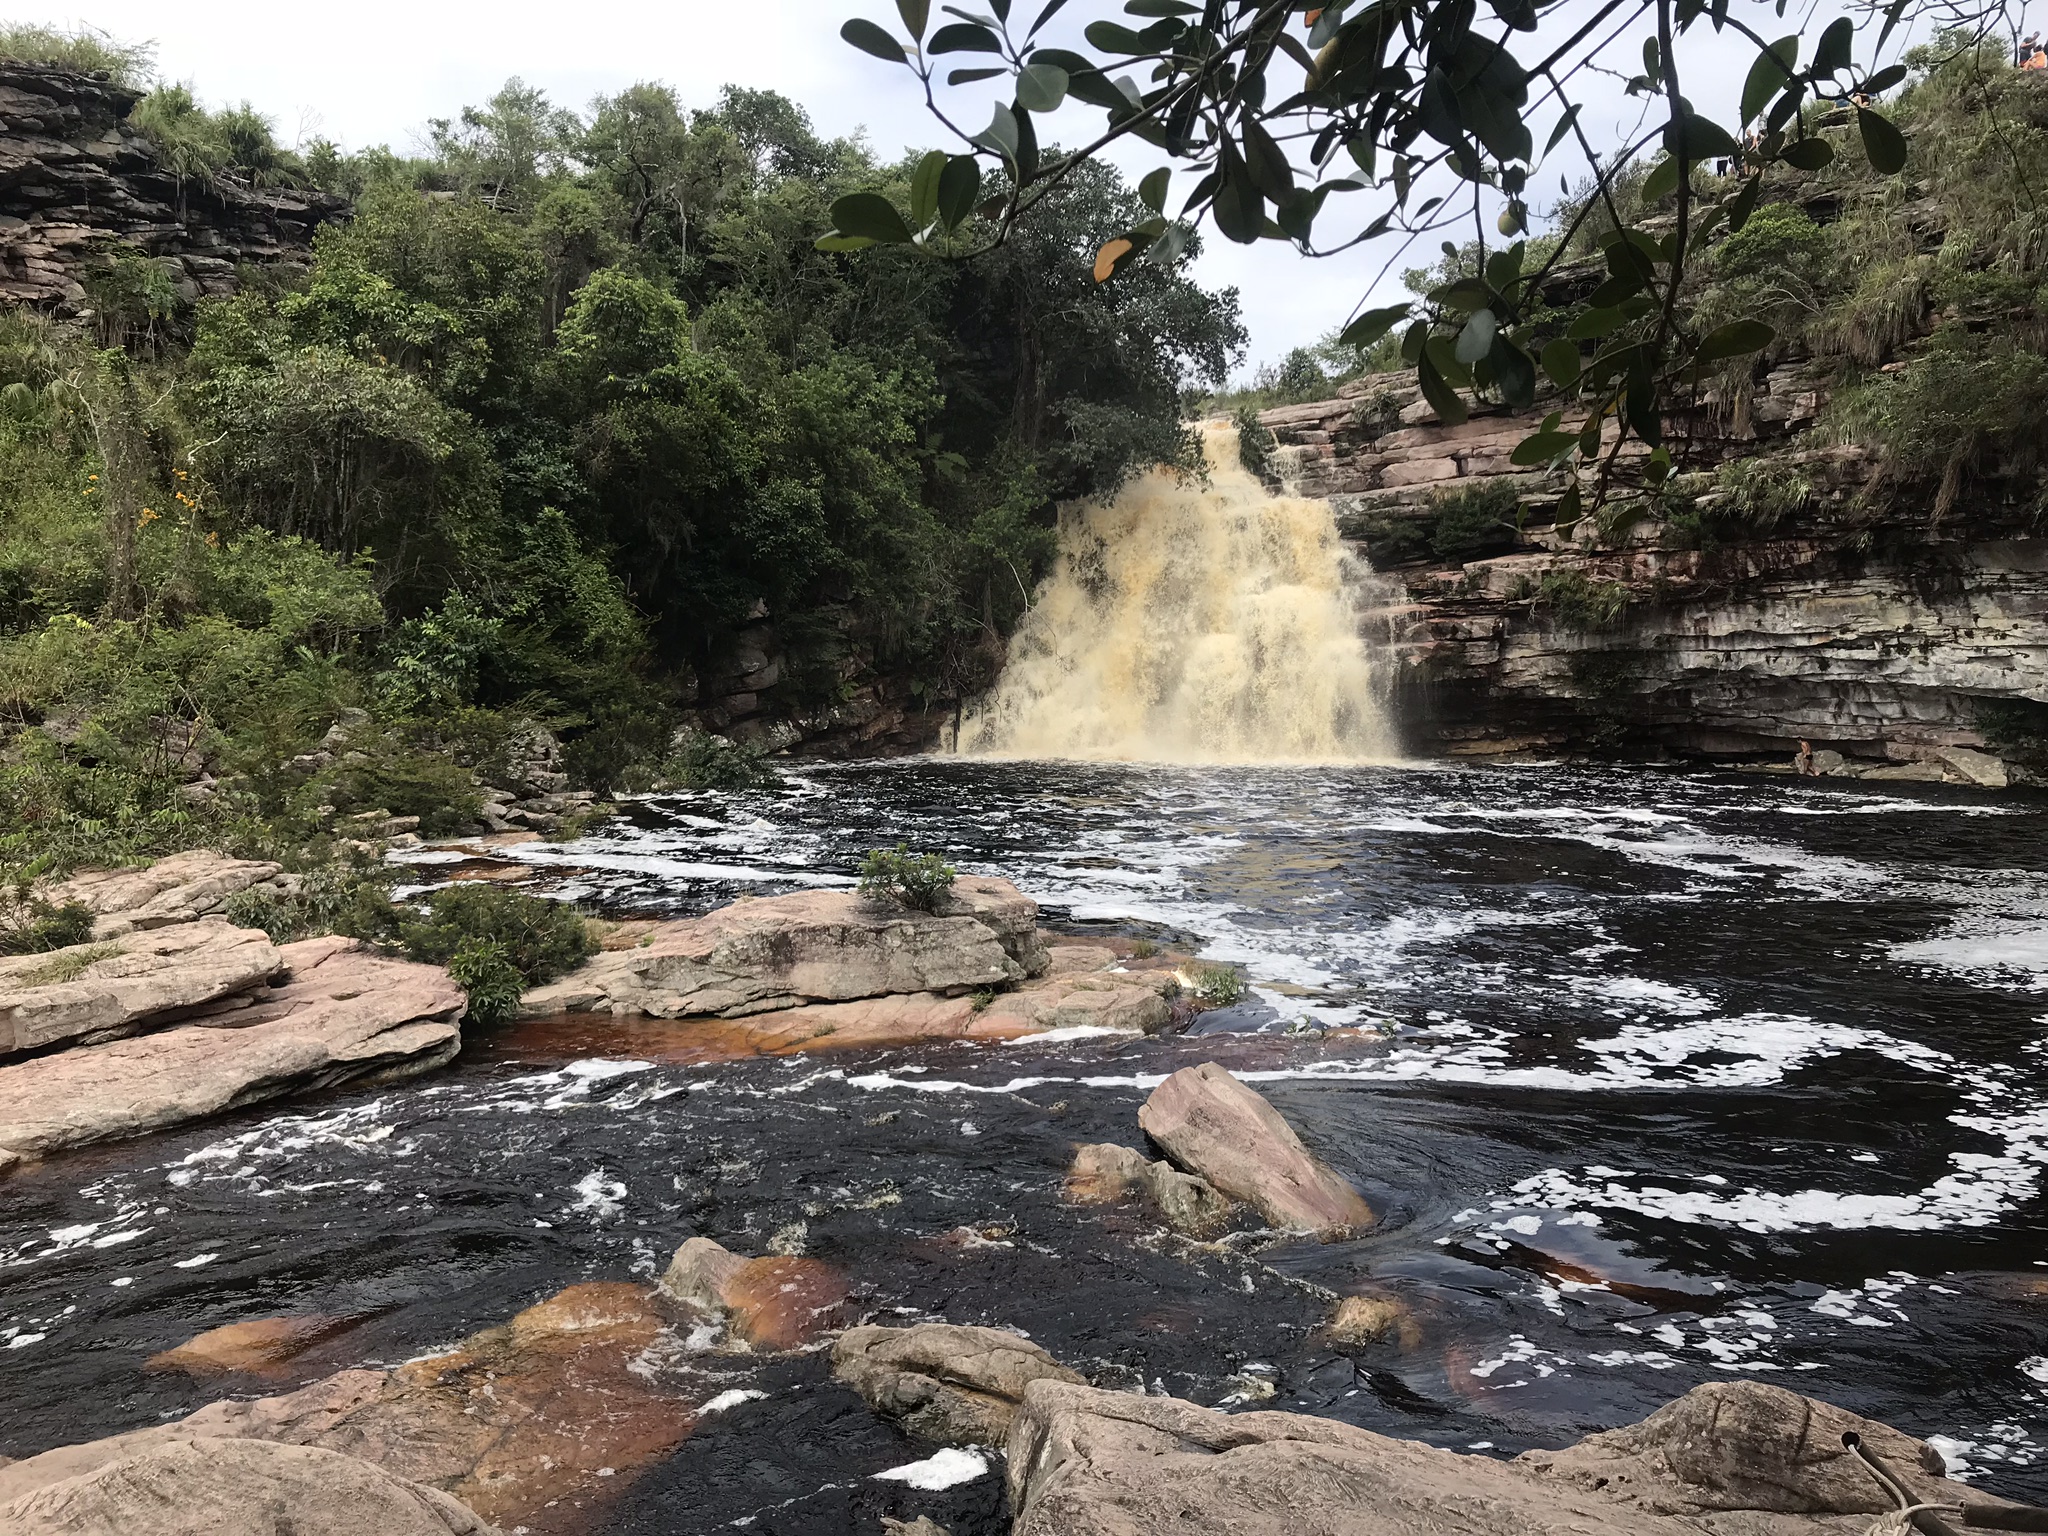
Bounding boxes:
858 844 956 913
399 885 593 1023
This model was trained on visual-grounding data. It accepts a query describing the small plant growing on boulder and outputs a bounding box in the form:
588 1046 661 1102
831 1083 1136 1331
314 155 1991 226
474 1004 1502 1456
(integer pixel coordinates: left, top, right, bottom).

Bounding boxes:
857 844 956 913
399 884 595 1023
1191 963 1246 1009
0 853 94 955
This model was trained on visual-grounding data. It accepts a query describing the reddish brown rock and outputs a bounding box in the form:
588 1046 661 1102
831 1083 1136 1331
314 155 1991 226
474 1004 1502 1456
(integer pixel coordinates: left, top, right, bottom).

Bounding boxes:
146 1314 365 1379
1138 1062 1374 1240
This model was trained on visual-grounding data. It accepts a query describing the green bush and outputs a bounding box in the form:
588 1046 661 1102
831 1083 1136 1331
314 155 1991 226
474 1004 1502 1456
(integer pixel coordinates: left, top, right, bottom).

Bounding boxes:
1538 570 1631 631
1191 962 1246 1009
222 860 398 944
664 729 778 792
1429 480 1522 564
1235 407 1276 480
1342 509 1432 566
0 851 94 955
858 843 956 913
399 884 594 1015
321 739 483 837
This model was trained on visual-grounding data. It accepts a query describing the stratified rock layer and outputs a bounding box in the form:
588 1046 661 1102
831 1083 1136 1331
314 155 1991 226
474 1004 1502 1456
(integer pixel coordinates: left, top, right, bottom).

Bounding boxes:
1006 1378 2019 1536
0 938 463 1162
0 920 283 1057
832 1322 1085 1446
520 878 1049 1019
1138 1062 1374 1239
44 850 297 938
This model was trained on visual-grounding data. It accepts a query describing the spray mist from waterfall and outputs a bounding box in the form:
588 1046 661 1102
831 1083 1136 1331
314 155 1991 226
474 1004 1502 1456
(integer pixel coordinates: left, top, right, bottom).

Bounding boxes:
956 422 1402 764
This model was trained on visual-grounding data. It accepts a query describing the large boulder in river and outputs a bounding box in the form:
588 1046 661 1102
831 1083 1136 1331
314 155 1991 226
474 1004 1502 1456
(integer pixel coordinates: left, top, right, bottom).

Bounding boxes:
0 920 285 1058
0 937 463 1165
1138 1062 1373 1240
657 1235 850 1349
519 876 1050 1020
0 1435 498 1536
832 1322 1085 1446
1005 1378 2018 1536
1066 1142 1237 1236
45 850 298 938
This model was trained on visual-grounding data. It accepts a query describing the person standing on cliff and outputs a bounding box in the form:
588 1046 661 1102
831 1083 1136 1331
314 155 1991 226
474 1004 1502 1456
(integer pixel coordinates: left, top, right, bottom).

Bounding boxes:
1795 740 1817 775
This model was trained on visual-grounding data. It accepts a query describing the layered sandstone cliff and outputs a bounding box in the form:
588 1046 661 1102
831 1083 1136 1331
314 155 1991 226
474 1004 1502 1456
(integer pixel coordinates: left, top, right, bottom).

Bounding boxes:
1261 366 2048 780
0 60 342 313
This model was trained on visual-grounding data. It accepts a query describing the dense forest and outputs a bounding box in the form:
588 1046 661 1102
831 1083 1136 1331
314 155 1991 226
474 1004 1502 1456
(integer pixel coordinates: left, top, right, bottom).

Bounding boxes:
0 27 1244 884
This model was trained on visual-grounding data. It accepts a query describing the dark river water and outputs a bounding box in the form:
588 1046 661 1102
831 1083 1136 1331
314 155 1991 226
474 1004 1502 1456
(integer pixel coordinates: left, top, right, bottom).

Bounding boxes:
5 759 2048 1530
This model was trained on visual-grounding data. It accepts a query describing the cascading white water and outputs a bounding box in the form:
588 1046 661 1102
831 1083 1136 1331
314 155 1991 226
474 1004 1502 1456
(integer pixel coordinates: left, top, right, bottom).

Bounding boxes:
956 421 1403 763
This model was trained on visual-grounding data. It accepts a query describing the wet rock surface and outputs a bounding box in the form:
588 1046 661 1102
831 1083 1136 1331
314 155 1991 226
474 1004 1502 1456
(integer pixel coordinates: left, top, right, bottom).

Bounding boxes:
0 938 464 1163
832 1323 1085 1446
1139 1062 1377 1239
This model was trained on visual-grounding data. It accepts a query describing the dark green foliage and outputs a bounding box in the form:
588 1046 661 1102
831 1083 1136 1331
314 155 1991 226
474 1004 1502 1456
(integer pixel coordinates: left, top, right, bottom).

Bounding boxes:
1342 510 1432 567
1428 480 1522 563
1234 407 1275 480
665 730 778 791
321 736 484 837
858 843 956 913
399 884 595 1021
1976 698 2048 772
222 861 399 945
1539 571 1632 631
0 871 93 955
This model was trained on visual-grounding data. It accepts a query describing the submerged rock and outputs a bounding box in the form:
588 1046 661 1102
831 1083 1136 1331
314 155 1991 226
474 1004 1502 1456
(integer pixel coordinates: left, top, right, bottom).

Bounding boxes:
520 877 1048 1020
657 1235 849 1349
0 1435 498 1536
1066 1142 1236 1236
0 938 463 1166
0 1282 686 1533
146 1314 367 1379
833 1322 1085 1446
44 851 298 939
1137 1063 1374 1239
0 920 285 1058
1006 1378 2016 1536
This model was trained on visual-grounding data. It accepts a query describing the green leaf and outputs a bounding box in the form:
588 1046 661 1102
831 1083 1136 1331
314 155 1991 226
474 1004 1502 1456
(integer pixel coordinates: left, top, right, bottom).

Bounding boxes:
1856 106 1907 174
814 233 877 252
1017 61 1069 111
937 154 982 230
1145 221 1190 266
1539 338 1581 387
1565 308 1623 340
1694 319 1775 363
1416 349 1469 426
1028 0 1070 35
1670 112 1742 163
1211 139 1264 244
930 20 1001 50
1455 308 1498 365
897 0 931 40
828 192 914 243
1642 156 1681 202
1543 105 1581 159
974 102 1020 162
1338 303 1411 350
1740 36 1796 124
1510 430 1576 465
1812 15 1853 75
1138 167 1170 212
1399 319 1428 366
1724 173 1763 233
1863 63 1908 94
1781 137 1833 170
1490 335 1537 409
1083 19 1148 51
842 18 909 62
910 149 946 228
947 66 1006 83
1242 118 1295 199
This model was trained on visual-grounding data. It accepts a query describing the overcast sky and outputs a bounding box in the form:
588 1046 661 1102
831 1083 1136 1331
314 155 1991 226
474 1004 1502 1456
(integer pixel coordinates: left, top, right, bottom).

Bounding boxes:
20 0 1961 378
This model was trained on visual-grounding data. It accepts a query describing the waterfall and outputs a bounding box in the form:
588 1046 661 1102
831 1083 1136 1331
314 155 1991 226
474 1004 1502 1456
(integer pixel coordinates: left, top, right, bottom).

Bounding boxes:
957 421 1402 764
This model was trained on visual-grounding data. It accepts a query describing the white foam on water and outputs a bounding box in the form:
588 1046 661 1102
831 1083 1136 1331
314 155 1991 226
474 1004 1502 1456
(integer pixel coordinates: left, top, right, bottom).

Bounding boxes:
700 1388 768 1415
871 1446 988 1490
569 1170 627 1220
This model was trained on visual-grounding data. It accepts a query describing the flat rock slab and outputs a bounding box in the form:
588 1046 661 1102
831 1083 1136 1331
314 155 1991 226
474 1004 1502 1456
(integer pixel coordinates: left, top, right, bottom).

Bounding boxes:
834 1322 1085 1446
0 920 284 1058
0 1435 499 1536
1007 1379 2013 1536
1139 1062 1375 1239
0 939 464 1164
0 1283 687 1535
521 877 1049 1020
45 850 295 938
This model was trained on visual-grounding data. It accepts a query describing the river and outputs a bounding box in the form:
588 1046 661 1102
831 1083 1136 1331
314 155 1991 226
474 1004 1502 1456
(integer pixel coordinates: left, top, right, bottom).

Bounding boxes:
3 758 2046 1531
